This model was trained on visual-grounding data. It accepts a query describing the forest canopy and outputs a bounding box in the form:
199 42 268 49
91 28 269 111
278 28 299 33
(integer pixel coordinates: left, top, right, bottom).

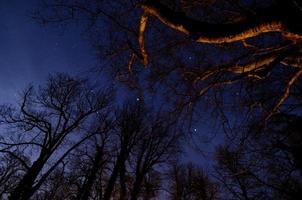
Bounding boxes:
0 0 302 199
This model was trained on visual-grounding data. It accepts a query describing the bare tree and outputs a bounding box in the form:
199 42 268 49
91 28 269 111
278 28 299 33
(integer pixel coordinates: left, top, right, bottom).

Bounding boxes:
0 73 112 200
74 113 113 200
52 102 181 200
33 165 78 200
33 0 302 123
101 103 180 200
214 113 302 200
127 110 180 200
0 150 29 199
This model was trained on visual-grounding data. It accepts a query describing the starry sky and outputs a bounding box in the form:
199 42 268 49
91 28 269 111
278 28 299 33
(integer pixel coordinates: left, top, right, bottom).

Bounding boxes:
0 0 219 168
0 0 96 103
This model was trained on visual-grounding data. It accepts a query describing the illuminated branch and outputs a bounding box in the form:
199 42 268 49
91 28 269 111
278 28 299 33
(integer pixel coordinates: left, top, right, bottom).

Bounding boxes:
139 1 302 44
192 44 302 99
189 53 279 84
128 53 136 74
227 56 277 74
139 13 149 66
281 50 302 68
189 44 302 85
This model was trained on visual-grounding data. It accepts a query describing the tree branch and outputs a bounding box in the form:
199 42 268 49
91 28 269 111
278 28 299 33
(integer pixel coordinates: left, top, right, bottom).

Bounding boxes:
139 1 301 44
139 13 149 66
266 68 302 120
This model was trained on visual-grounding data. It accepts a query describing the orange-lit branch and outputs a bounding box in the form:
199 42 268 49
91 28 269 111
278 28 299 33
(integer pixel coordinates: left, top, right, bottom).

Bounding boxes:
139 1 301 44
128 53 136 74
192 44 301 84
281 50 302 68
227 56 275 74
193 54 278 83
139 13 149 66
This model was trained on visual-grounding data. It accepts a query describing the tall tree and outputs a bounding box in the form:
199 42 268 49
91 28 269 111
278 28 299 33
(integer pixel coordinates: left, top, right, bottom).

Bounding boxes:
31 1 302 199
0 74 112 200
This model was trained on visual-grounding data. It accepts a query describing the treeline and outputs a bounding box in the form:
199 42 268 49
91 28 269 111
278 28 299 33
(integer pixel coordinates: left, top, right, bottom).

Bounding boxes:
0 74 217 200
1 73 302 200
18 0 302 199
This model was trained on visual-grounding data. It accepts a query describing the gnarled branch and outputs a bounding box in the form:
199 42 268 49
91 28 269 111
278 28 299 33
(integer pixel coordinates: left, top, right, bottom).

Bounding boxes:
139 1 301 44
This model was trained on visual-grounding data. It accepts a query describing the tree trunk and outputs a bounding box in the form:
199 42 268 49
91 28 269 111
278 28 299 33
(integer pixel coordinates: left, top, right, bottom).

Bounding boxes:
119 160 127 200
103 152 127 200
76 148 103 200
9 155 47 200
130 174 144 200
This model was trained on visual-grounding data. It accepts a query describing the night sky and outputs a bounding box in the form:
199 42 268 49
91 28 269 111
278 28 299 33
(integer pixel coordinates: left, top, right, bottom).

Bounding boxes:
0 0 95 103
1 1 301 199
0 0 217 169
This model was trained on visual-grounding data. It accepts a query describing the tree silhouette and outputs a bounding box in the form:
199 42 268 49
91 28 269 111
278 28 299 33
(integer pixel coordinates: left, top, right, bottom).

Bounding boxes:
0 74 112 200
16 0 302 199
214 113 302 199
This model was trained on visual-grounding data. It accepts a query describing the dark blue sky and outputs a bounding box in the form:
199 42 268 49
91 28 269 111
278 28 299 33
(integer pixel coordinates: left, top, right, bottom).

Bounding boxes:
0 0 219 169
0 0 95 103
